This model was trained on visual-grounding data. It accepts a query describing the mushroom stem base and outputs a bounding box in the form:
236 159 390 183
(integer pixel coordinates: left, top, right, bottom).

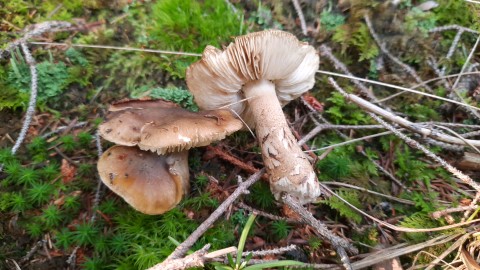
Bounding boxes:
243 79 321 204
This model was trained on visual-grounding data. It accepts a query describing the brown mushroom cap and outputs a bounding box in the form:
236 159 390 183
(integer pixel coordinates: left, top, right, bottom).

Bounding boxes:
97 145 189 215
186 29 319 127
98 99 243 154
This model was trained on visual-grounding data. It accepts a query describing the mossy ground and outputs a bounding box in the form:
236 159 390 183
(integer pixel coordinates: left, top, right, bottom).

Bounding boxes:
1 0 480 269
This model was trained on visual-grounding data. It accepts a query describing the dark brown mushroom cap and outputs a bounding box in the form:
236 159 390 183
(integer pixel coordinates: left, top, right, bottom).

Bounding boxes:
98 99 243 154
97 145 189 215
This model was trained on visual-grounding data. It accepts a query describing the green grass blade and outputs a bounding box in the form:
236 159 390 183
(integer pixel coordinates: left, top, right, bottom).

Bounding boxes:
243 260 305 270
236 214 256 267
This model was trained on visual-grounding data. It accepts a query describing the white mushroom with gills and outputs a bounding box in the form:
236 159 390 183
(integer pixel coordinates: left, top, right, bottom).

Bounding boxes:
186 30 321 204
97 98 243 214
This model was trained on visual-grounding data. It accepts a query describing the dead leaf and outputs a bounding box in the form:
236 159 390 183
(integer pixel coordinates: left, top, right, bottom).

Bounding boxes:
461 247 480 270
61 159 76 184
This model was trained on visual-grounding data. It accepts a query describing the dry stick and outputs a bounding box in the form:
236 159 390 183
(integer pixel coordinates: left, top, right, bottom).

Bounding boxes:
298 124 385 146
323 182 415 205
40 121 88 138
431 205 478 219
329 77 480 220
450 35 480 121
0 21 72 59
19 240 46 265
29 41 202 57
364 15 433 93
150 245 239 270
158 169 264 265
236 202 299 223
440 29 464 76
304 131 393 153
326 79 480 147
301 98 408 190
291 0 307 36
429 25 479 35
319 45 379 102
282 194 357 270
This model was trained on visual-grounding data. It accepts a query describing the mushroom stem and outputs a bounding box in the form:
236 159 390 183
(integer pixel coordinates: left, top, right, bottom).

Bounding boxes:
243 79 321 204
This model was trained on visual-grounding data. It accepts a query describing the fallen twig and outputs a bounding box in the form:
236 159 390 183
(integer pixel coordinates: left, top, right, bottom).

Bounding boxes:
282 194 357 270
291 0 307 36
156 169 265 267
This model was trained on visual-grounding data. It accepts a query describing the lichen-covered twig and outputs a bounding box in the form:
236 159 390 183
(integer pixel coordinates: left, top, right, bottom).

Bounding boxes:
329 77 480 220
157 169 265 266
236 202 299 223
0 21 72 59
291 0 307 36
10 43 38 156
364 15 433 93
282 194 357 270
319 45 379 102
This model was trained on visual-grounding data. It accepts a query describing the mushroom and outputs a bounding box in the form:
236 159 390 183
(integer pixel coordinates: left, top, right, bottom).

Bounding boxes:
186 30 321 204
99 98 243 154
97 145 188 215
97 98 243 214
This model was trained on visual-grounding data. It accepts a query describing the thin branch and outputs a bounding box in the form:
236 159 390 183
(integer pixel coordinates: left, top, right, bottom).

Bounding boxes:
319 45 379 102
329 77 480 193
29 41 202 57
291 0 307 36
431 205 478 219
236 202 299 223
316 70 480 112
282 194 357 270
323 182 415 205
364 15 433 93
160 169 265 263
11 43 38 156
304 131 393 153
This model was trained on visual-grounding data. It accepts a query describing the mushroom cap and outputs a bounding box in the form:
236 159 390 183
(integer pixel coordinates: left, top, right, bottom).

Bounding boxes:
186 30 320 127
97 145 189 215
98 99 243 154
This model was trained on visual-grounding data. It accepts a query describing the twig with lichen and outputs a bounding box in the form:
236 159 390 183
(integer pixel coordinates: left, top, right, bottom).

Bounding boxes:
364 15 433 93
328 77 480 219
236 202 299 223
319 45 380 102
282 194 357 270
291 0 307 36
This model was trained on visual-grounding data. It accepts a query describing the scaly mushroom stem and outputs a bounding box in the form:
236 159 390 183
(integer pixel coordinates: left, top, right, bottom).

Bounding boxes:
243 79 321 204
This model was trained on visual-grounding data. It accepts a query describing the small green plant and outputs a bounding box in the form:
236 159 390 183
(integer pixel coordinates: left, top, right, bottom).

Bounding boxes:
73 222 99 246
212 214 304 270
320 3 345 31
270 220 291 240
27 182 54 205
131 86 198 111
41 205 63 228
60 134 77 153
247 182 275 209
324 189 363 224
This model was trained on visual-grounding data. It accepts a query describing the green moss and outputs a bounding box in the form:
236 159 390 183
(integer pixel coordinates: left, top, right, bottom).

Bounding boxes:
148 0 244 78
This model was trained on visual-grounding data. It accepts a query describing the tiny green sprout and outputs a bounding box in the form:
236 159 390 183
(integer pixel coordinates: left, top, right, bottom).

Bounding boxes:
60 134 77 153
27 137 48 154
73 222 99 246
18 167 39 186
55 228 74 250
77 163 94 178
308 237 323 252
40 162 60 180
109 234 129 255
63 195 81 211
25 222 43 238
0 148 15 163
213 214 304 270
42 205 63 228
4 160 23 185
270 220 291 240
81 257 104 270
248 182 275 209
98 198 117 215
28 182 54 205
10 192 29 212
77 131 93 147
